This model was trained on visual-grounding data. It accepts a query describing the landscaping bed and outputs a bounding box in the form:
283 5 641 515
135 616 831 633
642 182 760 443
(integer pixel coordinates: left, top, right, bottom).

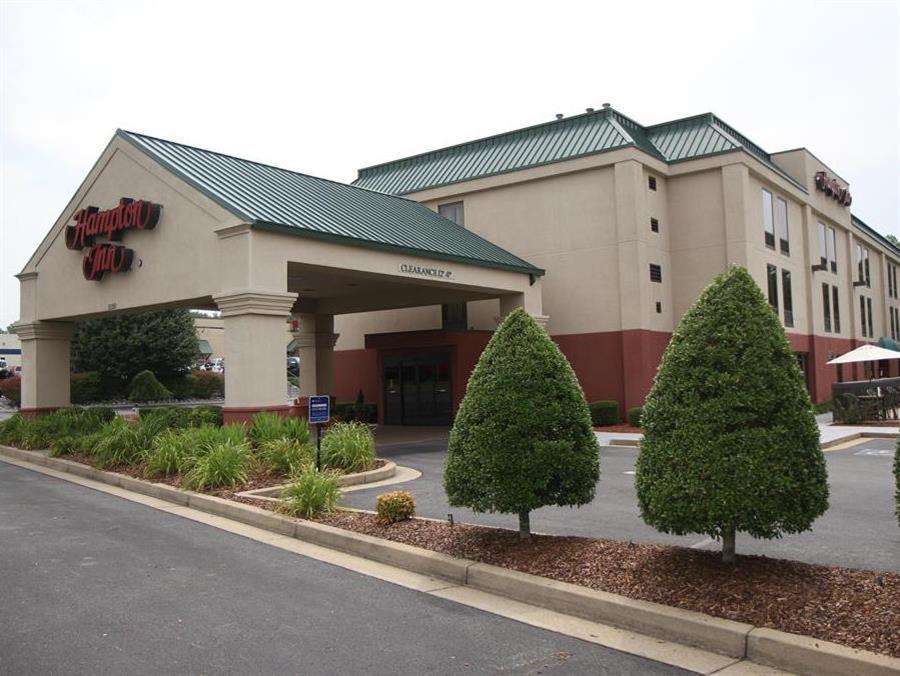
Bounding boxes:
309 510 900 658
594 424 641 434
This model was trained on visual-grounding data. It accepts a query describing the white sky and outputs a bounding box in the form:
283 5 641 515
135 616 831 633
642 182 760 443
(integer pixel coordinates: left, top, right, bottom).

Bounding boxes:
1 0 898 329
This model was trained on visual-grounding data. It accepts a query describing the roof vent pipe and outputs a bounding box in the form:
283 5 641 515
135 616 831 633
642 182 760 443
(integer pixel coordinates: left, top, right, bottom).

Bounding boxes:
555 113 564 120
602 102 611 109
586 107 594 113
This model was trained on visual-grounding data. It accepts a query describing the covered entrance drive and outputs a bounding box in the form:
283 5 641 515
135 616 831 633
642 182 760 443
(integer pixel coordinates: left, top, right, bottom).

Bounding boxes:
15 129 546 423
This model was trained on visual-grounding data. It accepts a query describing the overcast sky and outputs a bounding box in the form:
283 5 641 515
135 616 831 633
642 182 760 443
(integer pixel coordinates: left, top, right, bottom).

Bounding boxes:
1 0 898 329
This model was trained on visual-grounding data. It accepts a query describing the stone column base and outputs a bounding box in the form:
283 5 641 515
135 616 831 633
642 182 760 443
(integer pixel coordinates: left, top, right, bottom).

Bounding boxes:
19 406 64 418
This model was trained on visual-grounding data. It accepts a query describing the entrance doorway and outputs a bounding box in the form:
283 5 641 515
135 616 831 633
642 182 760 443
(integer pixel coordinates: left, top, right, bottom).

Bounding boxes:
383 353 452 425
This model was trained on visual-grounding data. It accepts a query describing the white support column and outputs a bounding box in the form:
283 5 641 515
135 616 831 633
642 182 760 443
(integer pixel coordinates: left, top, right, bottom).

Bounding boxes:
214 289 298 424
293 313 339 396
16 320 77 414
499 278 548 330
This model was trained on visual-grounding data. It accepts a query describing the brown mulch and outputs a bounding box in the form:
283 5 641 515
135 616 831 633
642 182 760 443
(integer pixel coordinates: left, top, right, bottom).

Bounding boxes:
594 424 642 433
313 511 900 658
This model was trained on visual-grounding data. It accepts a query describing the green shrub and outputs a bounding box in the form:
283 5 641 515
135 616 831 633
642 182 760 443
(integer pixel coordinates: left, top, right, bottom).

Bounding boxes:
588 400 619 426
0 375 21 406
71 372 105 404
444 308 600 539
636 267 827 564
376 490 415 524
333 401 378 423
627 406 643 428
248 412 309 447
287 376 300 388
833 393 863 424
190 405 223 427
144 429 192 477
128 370 172 403
182 439 250 491
277 469 341 518
49 435 82 457
187 372 225 399
6 408 112 450
259 438 314 475
895 437 900 525
813 400 833 415
0 414 25 445
139 406 192 428
320 421 375 472
91 416 166 469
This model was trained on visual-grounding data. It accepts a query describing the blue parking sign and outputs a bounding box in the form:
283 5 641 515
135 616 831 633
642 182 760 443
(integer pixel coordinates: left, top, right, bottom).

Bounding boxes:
309 395 330 424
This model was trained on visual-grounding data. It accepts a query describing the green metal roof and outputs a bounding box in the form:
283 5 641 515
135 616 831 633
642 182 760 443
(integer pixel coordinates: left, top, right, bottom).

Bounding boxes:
117 130 543 276
196 338 213 355
353 108 804 195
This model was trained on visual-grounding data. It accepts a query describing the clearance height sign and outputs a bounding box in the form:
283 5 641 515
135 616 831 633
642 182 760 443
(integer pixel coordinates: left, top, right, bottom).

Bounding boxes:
65 197 162 281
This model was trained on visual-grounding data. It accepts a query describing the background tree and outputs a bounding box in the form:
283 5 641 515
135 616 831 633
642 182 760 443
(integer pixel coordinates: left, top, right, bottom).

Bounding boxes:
444 308 600 539
1 323 15 334
71 309 198 391
636 266 828 563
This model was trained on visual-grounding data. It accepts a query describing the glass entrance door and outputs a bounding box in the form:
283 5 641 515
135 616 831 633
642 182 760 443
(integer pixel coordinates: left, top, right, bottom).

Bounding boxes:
383 353 452 425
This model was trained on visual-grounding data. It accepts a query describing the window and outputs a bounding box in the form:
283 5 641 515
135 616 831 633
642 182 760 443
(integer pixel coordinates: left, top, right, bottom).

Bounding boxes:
655 301 662 313
767 264 779 312
649 264 662 283
832 286 840 333
867 297 874 338
889 263 898 300
438 201 464 227
891 307 898 341
817 222 827 267
822 283 831 333
827 227 837 273
782 269 793 327
648 176 657 191
650 217 659 233
762 189 775 249
775 197 789 255
856 244 870 287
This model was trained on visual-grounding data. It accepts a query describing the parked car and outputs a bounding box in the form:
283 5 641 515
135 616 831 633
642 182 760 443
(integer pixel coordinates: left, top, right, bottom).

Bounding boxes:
287 357 299 377
0 359 9 379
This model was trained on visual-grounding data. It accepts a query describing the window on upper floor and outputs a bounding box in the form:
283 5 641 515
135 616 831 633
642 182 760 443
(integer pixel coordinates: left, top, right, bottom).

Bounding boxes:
767 264 778 313
775 197 789 255
856 244 871 287
762 189 775 250
888 263 898 300
860 296 874 338
650 217 659 233
782 269 794 328
827 227 837 273
648 176 657 191
822 283 832 333
832 286 841 333
649 264 662 283
817 222 827 267
438 201 465 227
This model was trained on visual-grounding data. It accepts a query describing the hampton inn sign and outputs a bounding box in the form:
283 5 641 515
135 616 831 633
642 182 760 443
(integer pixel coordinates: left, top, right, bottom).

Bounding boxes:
65 197 161 281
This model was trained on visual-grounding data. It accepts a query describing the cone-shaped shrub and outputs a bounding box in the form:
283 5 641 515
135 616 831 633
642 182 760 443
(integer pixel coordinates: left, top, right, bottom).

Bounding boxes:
636 266 828 563
128 370 172 403
444 308 600 539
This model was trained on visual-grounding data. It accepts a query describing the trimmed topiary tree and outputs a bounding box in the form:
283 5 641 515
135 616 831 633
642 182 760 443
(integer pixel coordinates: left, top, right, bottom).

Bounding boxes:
128 370 172 403
636 266 828 563
444 307 600 539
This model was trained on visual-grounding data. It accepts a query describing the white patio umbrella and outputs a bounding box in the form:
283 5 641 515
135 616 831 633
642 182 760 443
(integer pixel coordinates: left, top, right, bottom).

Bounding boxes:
826 344 900 365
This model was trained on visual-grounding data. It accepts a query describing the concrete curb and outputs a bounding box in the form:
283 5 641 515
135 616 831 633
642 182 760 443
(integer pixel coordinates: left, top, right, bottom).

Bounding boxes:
820 431 898 449
238 460 397 499
2 444 898 675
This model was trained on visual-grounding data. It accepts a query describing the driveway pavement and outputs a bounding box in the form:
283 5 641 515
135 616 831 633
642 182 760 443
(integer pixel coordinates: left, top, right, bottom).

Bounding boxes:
0 461 685 676
352 428 900 573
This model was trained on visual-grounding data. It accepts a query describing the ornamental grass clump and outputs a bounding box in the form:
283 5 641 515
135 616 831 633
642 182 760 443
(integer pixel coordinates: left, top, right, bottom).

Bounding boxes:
444 308 600 539
143 429 192 477
182 439 250 491
4 408 114 450
636 267 828 564
277 469 341 518
91 415 167 469
320 421 375 472
376 491 415 524
259 438 314 476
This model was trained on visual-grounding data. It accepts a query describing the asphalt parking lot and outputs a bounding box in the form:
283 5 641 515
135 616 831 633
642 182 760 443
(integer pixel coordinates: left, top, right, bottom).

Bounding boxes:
345 432 900 573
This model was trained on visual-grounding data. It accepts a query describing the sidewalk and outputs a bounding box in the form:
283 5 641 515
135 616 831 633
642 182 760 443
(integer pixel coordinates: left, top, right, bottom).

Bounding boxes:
596 413 899 447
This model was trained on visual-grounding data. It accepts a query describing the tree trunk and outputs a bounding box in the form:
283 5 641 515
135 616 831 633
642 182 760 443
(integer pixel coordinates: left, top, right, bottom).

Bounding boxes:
721 528 736 564
518 511 531 540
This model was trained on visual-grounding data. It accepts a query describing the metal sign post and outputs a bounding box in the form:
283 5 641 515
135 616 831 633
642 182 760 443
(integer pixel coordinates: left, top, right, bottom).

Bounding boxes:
308 395 330 471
